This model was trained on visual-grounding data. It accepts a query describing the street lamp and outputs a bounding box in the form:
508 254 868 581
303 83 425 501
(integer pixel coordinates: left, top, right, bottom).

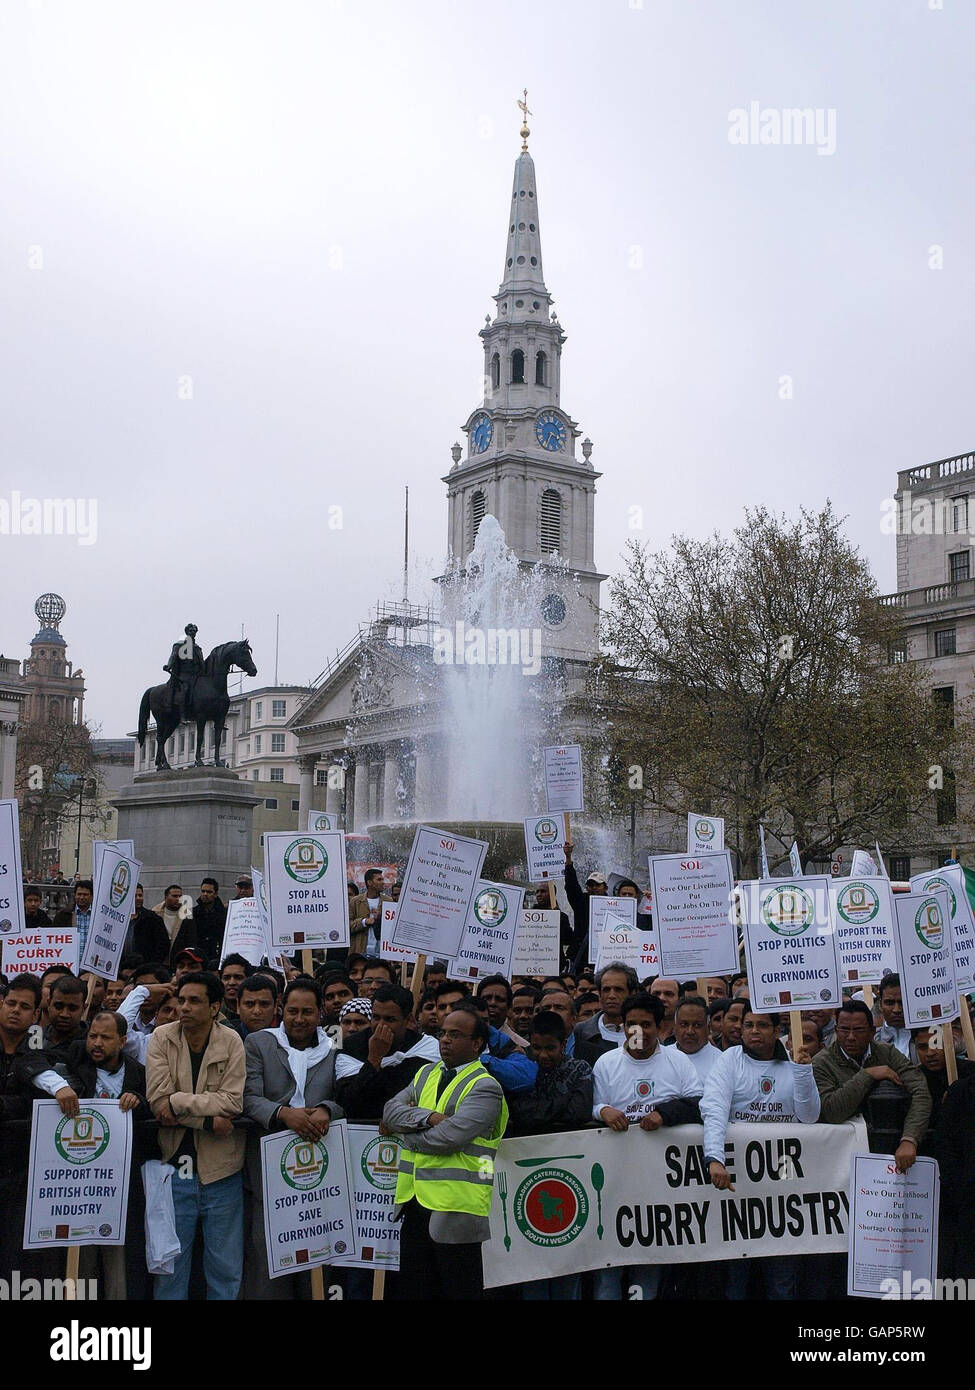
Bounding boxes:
74 776 98 875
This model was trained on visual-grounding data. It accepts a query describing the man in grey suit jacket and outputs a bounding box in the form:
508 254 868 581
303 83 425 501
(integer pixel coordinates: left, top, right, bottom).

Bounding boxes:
382 1005 508 1300
242 977 356 1299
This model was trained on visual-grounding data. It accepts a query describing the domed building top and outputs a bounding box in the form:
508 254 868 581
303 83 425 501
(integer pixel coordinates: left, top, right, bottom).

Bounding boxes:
31 627 67 647
31 593 67 646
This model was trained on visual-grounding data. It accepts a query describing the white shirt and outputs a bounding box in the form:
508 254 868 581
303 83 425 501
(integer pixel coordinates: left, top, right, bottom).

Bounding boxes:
118 985 153 1066
592 1043 702 1122
680 1041 721 1086
701 1044 820 1163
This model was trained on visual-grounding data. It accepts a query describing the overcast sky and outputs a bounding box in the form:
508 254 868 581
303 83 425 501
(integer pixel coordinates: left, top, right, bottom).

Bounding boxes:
2 0 973 736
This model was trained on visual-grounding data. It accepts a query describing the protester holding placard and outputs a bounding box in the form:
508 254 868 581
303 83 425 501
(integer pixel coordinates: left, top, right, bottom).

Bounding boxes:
242 976 356 1298
812 1000 930 1169
914 1026 975 1155
562 840 607 968
702 1005 819 1298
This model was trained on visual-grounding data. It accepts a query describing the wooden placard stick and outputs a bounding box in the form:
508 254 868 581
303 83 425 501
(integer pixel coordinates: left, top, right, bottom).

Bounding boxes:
958 993 975 1059
789 1010 804 1059
372 1269 386 1301
81 972 99 1018
64 1245 80 1298
410 954 427 1009
310 1265 325 1300
696 978 710 1002
301 949 314 978
943 1023 959 1084
862 983 875 1016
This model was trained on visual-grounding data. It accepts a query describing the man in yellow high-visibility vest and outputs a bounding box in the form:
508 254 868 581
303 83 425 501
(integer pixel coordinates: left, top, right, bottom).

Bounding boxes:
382 1005 507 1300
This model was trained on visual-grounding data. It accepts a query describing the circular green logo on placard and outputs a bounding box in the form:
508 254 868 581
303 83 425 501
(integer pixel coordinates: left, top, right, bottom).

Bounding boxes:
695 819 715 842
514 1167 589 1247
312 815 332 832
360 1135 399 1191
283 838 328 883
534 819 559 846
109 862 130 908
914 897 945 951
761 884 815 936
836 881 880 924
54 1109 111 1164
921 876 956 919
280 1137 328 1190
473 889 507 928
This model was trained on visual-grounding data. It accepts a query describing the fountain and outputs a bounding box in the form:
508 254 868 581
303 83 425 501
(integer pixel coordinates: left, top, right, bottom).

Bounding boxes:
366 516 605 884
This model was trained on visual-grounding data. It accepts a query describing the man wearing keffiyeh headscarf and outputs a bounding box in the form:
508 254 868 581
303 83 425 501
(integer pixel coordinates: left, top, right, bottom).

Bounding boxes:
340 995 373 1043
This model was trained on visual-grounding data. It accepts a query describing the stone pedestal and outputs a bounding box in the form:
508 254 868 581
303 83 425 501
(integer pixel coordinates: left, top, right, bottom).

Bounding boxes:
111 767 261 901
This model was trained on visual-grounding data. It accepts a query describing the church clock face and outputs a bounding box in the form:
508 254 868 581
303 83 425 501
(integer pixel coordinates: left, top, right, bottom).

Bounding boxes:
535 411 567 452
470 413 493 454
541 592 567 627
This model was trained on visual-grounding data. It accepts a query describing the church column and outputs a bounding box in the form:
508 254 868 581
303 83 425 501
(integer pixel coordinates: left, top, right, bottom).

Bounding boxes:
353 752 371 832
0 720 18 801
325 764 344 819
383 751 401 821
297 754 316 824
413 738 438 820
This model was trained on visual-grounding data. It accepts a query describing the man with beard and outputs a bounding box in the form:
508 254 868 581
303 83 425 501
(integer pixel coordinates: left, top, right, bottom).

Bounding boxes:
170 877 226 964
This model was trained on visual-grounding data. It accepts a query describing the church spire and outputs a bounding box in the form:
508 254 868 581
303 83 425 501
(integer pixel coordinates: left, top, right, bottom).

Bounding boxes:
497 92 550 316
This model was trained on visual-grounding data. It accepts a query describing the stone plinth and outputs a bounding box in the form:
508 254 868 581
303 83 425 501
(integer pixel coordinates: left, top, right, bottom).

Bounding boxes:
112 767 261 901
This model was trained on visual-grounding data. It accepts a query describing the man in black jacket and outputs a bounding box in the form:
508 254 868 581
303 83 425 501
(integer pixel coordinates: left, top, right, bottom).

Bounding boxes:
59 1009 151 1296
170 877 226 965
563 841 608 970
572 962 638 1067
335 982 440 1121
23 887 51 930
125 884 169 962
934 1070 975 1279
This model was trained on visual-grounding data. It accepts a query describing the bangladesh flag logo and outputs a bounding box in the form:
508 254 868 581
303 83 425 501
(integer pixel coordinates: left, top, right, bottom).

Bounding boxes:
473 889 507 929
513 1167 589 1248
284 838 328 883
55 1109 111 1164
281 1137 328 1190
914 897 945 952
760 1076 774 1095
836 882 880 924
534 820 559 846
109 861 130 908
360 1136 399 1192
761 884 815 936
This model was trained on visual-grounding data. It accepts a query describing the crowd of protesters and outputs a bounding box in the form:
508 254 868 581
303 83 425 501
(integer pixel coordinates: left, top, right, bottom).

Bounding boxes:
3 862 974 1302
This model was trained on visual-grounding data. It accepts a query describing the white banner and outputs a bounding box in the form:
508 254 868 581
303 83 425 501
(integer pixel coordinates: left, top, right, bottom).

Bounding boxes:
252 867 289 974
848 1153 939 1299
24 1099 133 1249
891 889 958 1027
0 799 26 938
909 864 975 994
446 880 523 983
789 842 803 876
220 897 267 967
739 876 841 1009
523 815 565 881
307 811 335 833
378 903 417 965
260 1119 358 1278
331 1125 401 1272
829 877 897 985
484 1120 864 1287
650 852 738 978
2 927 79 976
542 745 584 815
390 826 487 959
849 849 879 879
511 909 561 977
92 839 135 884
686 813 724 855
263 831 350 950
588 896 638 967
80 847 141 980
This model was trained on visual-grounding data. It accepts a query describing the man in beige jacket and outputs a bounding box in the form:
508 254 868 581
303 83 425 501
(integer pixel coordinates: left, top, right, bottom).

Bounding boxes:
349 867 392 956
147 970 246 1300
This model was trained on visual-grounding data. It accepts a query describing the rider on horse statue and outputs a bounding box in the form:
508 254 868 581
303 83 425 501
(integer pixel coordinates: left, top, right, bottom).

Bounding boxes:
164 623 205 723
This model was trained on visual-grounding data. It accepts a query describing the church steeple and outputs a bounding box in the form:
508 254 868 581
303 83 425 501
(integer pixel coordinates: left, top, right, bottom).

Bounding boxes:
442 99 606 668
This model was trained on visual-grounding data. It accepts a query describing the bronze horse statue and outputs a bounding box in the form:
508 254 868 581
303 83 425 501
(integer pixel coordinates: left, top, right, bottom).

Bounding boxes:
137 639 257 771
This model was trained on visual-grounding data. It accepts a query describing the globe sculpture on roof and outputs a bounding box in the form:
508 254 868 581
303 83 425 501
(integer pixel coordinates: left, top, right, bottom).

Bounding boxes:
35 593 67 629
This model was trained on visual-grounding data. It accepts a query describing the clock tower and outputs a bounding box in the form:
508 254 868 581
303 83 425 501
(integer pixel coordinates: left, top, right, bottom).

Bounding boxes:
443 100 606 670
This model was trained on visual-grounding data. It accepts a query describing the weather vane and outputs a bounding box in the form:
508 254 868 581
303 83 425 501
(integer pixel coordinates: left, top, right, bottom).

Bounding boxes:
518 88 532 151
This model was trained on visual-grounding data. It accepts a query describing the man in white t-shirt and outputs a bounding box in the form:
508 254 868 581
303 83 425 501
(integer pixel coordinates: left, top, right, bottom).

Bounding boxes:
591 991 702 1300
350 868 392 959
675 994 720 1085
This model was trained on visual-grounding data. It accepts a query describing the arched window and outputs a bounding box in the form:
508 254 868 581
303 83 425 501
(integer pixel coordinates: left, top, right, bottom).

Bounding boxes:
535 350 547 386
539 489 562 553
470 490 486 548
491 353 500 390
511 349 525 384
